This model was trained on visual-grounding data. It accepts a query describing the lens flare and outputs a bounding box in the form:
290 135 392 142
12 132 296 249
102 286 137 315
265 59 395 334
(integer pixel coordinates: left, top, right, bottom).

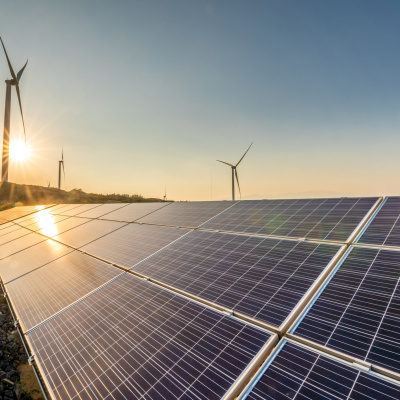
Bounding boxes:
9 140 31 162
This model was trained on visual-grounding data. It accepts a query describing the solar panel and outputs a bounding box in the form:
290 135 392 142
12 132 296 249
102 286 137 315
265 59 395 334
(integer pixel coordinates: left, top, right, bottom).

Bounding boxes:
48 203 84 214
0 223 23 237
291 246 400 374
35 216 90 238
53 219 126 248
357 196 400 247
137 201 236 228
0 205 45 221
56 203 103 216
21 214 71 231
98 202 171 222
0 227 32 245
240 340 400 400
134 230 342 328
6 251 123 332
76 203 129 219
81 223 190 269
0 221 17 231
0 232 46 260
202 198 379 242
27 273 274 400
0 239 73 283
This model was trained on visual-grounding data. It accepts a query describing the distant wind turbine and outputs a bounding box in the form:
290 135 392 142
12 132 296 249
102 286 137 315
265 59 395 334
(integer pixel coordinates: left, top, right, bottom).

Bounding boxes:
217 142 253 201
58 148 65 190
163 185 167 201
0 37 28 182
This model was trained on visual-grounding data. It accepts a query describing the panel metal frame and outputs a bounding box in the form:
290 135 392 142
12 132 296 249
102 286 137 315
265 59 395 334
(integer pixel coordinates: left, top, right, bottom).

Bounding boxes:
354 196 388 243
236 337 400 400
286 244 400 383
346 196 383 243
279 243 347 334
0 279 50 400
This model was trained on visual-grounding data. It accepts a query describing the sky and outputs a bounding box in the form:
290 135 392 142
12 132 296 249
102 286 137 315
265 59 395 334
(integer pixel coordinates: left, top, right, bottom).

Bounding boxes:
1 0 400 201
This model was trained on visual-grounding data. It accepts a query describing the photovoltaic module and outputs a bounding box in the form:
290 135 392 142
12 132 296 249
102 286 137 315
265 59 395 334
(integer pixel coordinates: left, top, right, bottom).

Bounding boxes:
1 197 399 399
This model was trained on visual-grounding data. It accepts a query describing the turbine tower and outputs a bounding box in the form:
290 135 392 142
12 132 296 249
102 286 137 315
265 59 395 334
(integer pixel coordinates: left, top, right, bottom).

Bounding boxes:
0 37 28 182
163 185 167 201
58 149 65 190
217 142 253 201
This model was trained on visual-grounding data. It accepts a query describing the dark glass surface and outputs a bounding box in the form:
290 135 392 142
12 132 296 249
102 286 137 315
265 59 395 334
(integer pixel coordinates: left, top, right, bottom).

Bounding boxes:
135 230 340 327
293 246 400 373
136 201 234 228
27 273 271 400
246 341 400 400
358 197 400 246
203 198 378 242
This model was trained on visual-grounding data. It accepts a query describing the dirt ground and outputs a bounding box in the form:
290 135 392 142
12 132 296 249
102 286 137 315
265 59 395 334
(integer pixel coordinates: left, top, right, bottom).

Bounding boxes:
17 363 45 400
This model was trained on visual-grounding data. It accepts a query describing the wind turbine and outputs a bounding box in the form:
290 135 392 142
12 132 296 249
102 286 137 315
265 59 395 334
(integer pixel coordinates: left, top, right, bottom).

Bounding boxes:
0 37 28 182
163 185 167 201
217 142 253 201
58 149 65 190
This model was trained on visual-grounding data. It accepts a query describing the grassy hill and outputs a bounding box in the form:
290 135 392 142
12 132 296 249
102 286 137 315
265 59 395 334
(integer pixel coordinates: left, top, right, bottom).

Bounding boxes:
0 182 165 211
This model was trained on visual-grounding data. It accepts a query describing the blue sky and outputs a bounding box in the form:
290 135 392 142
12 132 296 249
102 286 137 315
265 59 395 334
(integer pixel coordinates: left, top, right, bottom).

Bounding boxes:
1 1 400 200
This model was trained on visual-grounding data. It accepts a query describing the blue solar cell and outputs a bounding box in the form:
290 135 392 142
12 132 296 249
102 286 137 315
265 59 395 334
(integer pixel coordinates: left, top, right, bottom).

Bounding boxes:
27 273 273 400
292 246 400 374
358 197 400 247
135 230 341 327
202 198 378 242
136 201 234 228
242 341 400 400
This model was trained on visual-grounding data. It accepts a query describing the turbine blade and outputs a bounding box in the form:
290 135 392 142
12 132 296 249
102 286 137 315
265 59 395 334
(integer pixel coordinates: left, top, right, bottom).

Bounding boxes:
235 142 253 167
17 59 28 81
235 168 241 200
0 37 17 81
14 84 26 142
217 160 234 167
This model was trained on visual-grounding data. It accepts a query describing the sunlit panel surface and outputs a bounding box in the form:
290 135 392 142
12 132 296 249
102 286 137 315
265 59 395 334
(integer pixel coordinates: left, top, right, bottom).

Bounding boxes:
0 221 16 233
0 240 73 283
22 214 71 233
242 340 400 400
203 198 378 242
55 204 103 216
81 224 190 269
0 205 47 221
137 201 235 228
53 219 126 248
0 232 45 260
292 246 400 374
135 230 341 327
98 202 170 222
48 204 82 214
7 251 123 331
27 273 273 400
76 203 129 219
36 217 91 238
0 227 32 245
0 223 23 237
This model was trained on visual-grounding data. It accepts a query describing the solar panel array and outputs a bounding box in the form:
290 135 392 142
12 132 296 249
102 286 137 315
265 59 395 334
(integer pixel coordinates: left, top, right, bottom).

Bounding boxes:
1 197 400 399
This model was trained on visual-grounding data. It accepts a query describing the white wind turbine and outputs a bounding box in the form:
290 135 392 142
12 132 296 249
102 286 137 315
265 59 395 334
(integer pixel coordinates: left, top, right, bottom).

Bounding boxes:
217 142 253 201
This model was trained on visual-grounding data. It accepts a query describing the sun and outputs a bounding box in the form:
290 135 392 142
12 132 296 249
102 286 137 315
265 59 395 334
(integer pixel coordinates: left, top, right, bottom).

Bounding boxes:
9 140 31 162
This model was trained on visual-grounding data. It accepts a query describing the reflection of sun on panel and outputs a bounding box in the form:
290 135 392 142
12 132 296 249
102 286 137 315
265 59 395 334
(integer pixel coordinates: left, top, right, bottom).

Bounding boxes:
36 209 58 237
9 140 31 162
